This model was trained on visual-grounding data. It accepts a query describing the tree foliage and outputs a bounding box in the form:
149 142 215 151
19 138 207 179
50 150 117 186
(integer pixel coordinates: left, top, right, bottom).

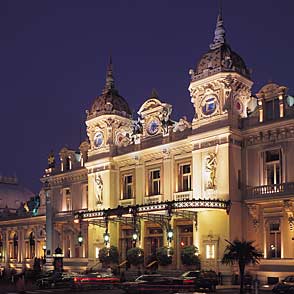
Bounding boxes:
99 246 119 265
127 247 144 266
180 245 201 268
156 247 173 266
221 239 262 293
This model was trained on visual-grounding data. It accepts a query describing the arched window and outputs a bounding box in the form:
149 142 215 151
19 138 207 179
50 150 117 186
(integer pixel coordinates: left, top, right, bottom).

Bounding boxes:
29 232 35 259
66 156 71 170
13 233 18 259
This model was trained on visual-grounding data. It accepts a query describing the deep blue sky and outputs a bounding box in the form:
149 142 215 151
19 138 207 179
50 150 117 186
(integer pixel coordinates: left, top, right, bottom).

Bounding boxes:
0 0 293 193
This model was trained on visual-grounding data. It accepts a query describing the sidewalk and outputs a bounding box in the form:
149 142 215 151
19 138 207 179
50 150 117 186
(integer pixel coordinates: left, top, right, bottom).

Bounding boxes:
217 284 273 292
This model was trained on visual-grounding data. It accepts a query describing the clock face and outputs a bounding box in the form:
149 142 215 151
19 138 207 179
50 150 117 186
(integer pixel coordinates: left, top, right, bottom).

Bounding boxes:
147 119 160 135
202 96 217 116
93 132 103 148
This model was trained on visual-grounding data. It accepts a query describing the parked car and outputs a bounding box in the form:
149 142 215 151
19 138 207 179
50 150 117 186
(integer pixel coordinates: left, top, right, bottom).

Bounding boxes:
273 276 294 293
180 270 218 292
121 274 195 294
72 271 120 289
36 271 79 289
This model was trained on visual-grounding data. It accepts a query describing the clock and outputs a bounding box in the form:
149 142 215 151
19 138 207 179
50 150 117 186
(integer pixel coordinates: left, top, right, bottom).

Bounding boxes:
147 119 160 135
93 132 103 148
201 96 217 116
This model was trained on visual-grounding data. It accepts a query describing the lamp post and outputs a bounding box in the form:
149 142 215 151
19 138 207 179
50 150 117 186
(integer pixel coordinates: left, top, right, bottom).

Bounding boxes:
103 230 110 246
132 231 138 247
78 232 83 246
167 227 173 243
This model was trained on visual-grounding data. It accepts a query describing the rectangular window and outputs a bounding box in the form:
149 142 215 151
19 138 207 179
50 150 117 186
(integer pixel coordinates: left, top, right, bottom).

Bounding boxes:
268 222 281 258
265 98 280 121
178 163 192 192
63 188 72 211
205 244 215 259
265 150 281 185
122 175 133 199
66 196 71 211
149 169 161 196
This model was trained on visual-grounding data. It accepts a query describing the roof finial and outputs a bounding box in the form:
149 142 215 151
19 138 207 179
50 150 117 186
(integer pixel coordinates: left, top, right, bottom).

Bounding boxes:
103 55 115 93
210 0 226 50
151 88 159 99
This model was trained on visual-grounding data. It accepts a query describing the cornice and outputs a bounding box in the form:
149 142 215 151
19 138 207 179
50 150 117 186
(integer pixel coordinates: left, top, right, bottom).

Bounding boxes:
42 168 88 186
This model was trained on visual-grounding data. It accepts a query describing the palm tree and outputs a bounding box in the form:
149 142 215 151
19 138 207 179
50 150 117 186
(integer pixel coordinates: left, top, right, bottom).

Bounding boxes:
221 239 262 293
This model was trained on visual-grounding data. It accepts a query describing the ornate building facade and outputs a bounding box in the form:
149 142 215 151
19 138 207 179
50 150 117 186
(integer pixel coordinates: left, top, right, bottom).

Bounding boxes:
1 10 293 282
0 176 46 272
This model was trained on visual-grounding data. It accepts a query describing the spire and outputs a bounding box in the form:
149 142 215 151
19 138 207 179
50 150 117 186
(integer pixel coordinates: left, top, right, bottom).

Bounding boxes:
102 56 115 94
210 1 226 50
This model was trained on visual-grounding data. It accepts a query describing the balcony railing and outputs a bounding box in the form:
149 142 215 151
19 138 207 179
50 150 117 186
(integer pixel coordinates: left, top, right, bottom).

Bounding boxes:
173 191 193 201
144 195 162 204
119 198 135 206
245 182 294 200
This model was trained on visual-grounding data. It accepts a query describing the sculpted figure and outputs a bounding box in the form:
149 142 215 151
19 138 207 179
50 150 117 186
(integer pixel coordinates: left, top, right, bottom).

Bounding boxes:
95 174 103 205
159 107 173 135
206 152 217 189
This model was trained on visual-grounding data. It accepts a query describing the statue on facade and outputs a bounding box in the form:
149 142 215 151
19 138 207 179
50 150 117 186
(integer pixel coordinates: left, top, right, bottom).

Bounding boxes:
132 115 143 135
159 106 173 135
206 151 217 189
173 116 191 132
95 174 103 205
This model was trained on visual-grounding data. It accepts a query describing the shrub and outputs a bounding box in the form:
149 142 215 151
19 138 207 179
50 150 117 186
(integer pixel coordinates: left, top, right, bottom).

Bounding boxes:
99 246 119 265
156 247 174 266
127 247 144 266
181 245 201 268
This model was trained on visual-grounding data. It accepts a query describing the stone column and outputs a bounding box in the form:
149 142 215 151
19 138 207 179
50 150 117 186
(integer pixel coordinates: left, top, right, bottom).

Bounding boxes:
45 182 53 258
163 149 172 202
135 158 144 205
4 230 8 264
192 150 202 198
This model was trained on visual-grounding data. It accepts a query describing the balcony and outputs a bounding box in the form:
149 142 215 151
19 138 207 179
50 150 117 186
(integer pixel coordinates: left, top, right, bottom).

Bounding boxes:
119 198 135 206
55 210 74 220
173 191 193 201
144 195 162 204
245 182 294 200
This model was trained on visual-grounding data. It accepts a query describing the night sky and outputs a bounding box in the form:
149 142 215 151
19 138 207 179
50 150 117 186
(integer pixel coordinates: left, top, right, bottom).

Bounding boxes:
0 0 293 193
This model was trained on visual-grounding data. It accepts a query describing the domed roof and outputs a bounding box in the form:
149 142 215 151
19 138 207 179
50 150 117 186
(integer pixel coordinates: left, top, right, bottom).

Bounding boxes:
0 176 34 209
190 12 250 81
88 58 132 119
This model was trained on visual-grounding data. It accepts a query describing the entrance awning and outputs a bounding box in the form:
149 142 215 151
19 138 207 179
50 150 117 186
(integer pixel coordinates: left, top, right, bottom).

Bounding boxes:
74 198 231 222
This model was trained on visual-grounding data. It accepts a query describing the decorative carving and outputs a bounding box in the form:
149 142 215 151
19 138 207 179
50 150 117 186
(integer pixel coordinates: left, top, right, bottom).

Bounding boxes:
247 204 260 230
245 126 294 146
284 200 294 231
47 150 55 168
173 116 191 132
95 174 103 206
162 148 171 159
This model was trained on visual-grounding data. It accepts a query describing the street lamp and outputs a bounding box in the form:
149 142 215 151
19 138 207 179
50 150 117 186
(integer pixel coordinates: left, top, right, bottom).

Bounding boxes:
167 228 173 243
78 232 83 246
132 231 138 247
103 230 110 246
